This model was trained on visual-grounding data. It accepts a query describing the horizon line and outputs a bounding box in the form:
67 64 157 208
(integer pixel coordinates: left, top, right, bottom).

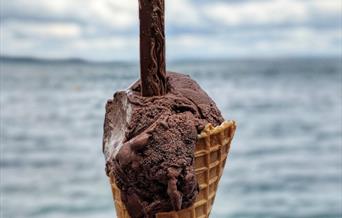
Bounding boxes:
0 55 340 64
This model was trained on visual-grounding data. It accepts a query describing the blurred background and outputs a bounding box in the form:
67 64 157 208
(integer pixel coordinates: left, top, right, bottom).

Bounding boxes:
0 0 341 218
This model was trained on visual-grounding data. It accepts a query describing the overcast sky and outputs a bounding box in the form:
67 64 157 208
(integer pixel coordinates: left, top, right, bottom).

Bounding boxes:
0 0 341 61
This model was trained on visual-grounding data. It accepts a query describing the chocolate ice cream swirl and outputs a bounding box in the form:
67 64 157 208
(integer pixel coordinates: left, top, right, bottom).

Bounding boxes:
103 72 224 218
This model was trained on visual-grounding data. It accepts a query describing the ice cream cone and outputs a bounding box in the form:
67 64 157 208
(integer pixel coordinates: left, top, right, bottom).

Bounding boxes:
109 120 236 218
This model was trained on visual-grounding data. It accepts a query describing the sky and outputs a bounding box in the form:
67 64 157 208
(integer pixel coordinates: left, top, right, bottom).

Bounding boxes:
0 0 341 61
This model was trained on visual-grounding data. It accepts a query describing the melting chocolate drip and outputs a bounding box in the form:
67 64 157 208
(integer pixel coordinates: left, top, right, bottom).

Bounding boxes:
139 0 167 97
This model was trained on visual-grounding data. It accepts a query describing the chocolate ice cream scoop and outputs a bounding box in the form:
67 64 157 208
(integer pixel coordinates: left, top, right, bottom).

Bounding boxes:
103 72 224 218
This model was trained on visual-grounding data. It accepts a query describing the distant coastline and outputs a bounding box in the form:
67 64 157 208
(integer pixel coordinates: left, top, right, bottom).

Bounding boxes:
0 56 88 63
0 56 102 64
0 55 340 65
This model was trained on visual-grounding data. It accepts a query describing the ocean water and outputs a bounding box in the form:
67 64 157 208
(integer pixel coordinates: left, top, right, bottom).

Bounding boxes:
0 58 341 218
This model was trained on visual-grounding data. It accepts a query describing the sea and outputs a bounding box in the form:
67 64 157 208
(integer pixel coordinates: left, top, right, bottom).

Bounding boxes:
1 57 341 218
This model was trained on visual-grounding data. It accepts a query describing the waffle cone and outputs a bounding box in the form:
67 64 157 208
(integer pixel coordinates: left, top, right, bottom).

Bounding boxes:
109 120 236 218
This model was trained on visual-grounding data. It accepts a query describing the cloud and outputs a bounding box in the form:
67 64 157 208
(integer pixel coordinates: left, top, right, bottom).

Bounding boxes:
0 0 341 60
1 0 138 29
309 1 342 14
167 28 341 59
2 21 81 39
1 21 138 60
202 0 341 28
203 0 309 26
167 0 202 27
